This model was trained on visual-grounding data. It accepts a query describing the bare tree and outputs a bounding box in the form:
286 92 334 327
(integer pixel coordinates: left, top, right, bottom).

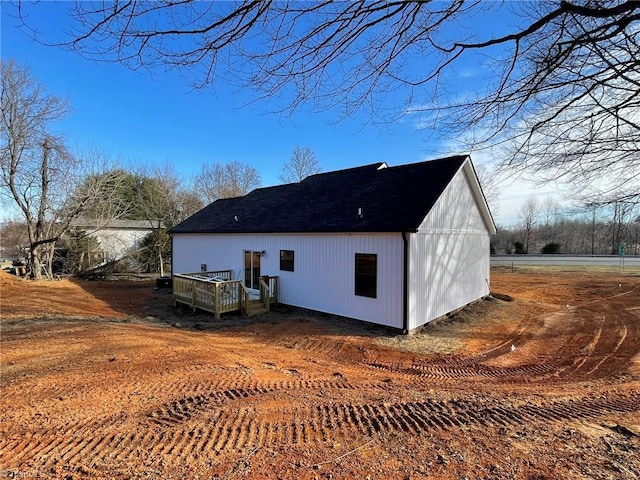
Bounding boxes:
541 197 561 245
18 1 638 204
0 61 117 279
194 161 261 203
279 147 321 183
631 215 640 255
474 164 501 217
1 60 73 278
575 201 604 256
174 190 204 225
607 201 635 255
518 196 541 254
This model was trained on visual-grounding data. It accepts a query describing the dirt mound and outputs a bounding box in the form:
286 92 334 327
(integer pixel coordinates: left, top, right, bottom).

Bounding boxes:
490 291 514 301
0 274 153 319
0 269 22 286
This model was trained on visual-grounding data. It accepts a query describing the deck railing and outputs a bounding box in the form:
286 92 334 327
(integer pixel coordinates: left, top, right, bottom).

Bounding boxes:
240 282 251 316
177 269 234 281
259 275 279 308
173 271 278 319
173 270 240 319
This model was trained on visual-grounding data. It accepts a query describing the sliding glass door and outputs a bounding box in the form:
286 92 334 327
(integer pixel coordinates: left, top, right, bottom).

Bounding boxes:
244 250 261 290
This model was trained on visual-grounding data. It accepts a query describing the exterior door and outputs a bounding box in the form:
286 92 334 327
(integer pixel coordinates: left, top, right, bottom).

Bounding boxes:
244 251 261 289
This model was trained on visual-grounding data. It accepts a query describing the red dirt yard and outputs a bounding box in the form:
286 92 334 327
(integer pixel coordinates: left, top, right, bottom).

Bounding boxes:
1 268 639 479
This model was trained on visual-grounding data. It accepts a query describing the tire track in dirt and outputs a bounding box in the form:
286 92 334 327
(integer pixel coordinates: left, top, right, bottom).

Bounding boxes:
279 337 378 368
410 286 640 382
444 326 531 366
3 393 637 470
286 337 349 357
573 287 638 309
284 325 534 371
367 361 557 380
569 314 605 372
120 369 254 399
147 380 358 426
560 286 639 378
566 307 637 378
0 416 113 468
277 333 560 383
582 310 636 377
272 318 632 385
270 287 638 386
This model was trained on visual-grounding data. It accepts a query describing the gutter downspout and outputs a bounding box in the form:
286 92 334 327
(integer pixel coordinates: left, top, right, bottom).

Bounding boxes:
402 231 409 334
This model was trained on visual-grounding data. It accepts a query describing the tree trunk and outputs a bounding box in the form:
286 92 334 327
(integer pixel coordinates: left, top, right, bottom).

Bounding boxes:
45 243 55 278
78 250 86 272
29 244 43 279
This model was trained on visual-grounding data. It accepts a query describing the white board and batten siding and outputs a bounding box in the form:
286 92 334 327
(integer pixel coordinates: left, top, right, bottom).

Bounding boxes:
407 162 493 331
172 232 405 328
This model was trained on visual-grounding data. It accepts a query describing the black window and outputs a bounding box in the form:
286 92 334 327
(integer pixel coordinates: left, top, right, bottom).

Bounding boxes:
355 253 377 298
280 250 294 272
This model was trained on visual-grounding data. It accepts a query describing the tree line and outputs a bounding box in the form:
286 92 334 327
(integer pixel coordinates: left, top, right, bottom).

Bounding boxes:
0 61 321 279
493 197 640 256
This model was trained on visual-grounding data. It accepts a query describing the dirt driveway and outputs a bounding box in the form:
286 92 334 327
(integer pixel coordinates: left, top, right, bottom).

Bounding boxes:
1 268 639 479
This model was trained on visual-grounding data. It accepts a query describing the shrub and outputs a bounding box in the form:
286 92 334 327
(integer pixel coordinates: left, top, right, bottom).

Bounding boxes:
541 242 562 254
513 242 526 254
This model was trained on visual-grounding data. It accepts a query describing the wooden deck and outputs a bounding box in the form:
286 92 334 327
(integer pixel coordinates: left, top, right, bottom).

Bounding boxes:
173 270 279 318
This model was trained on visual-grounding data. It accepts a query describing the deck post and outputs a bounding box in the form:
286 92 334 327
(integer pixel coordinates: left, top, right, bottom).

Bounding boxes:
191 280 196 312
272 276 279 305
215 282 221 319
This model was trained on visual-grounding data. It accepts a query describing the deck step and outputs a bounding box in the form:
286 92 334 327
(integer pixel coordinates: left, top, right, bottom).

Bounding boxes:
245 301 268 317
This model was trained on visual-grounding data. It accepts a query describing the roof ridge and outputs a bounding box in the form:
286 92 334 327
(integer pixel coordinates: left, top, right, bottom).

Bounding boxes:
302 162 386 182
382 155 469 172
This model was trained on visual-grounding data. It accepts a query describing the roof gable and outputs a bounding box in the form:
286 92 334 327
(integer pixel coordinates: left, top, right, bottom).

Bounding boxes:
418 160 497 234
171 156 474 234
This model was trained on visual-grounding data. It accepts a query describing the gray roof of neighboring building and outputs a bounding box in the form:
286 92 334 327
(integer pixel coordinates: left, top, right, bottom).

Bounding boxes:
70 219 159 230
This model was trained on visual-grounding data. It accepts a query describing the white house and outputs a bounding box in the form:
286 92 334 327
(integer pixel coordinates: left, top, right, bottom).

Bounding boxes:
69 219 157 264
170 155 496 333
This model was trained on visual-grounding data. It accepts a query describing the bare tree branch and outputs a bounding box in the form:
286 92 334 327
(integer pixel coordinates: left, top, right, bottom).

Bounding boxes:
14 1 640 204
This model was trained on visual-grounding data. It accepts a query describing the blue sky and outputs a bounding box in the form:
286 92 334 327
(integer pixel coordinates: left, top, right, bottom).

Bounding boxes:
1 2 569 226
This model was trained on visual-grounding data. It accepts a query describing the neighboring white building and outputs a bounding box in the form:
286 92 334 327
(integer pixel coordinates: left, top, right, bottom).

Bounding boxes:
69 219 157 263
170 155 496 332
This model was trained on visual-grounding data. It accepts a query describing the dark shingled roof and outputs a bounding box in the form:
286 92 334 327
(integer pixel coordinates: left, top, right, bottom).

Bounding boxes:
170 155 468 234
